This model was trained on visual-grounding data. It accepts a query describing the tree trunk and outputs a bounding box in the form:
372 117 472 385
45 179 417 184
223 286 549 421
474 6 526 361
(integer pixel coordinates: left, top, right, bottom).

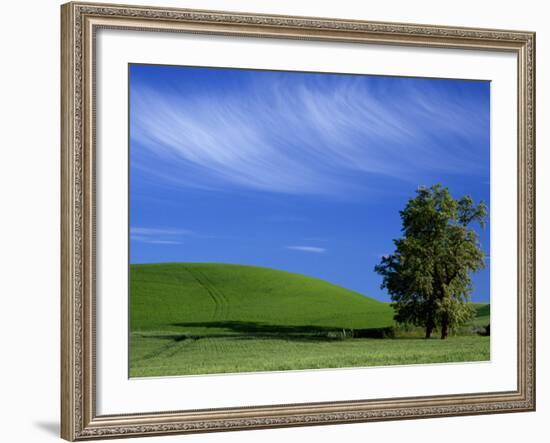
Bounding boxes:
425 323 434 339
440 320 449 339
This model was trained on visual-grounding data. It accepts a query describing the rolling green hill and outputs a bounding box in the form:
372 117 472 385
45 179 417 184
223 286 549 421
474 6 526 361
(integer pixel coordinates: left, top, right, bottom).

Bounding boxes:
130 263 489 377
131 262 395 334
472 303 491 326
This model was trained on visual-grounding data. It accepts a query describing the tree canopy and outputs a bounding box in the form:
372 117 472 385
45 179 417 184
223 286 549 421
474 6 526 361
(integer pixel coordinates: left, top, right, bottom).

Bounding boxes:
375 184 487 339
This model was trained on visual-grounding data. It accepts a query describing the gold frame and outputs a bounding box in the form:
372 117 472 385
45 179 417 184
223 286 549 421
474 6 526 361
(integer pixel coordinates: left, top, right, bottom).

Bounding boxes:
61 2 536 440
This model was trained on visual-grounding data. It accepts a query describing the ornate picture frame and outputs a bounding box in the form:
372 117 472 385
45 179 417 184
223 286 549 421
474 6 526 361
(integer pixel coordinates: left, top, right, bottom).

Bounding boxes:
61 2 535 440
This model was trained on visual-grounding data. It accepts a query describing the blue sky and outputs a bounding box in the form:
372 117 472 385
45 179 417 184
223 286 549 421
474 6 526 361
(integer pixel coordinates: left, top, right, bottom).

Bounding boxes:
129 64 490 302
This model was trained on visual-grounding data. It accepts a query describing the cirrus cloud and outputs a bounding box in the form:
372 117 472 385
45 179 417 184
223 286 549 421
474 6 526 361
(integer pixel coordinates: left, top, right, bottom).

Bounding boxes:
285 245 326 254
130 68 489 197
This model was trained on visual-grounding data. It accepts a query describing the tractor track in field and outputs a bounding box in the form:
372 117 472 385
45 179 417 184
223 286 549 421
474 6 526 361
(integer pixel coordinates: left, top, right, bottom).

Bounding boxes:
185 267 230 320
136 337 196 362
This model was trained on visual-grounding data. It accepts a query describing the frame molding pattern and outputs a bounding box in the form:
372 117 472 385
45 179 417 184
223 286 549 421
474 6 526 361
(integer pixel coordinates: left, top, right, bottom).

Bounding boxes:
61 2 535 440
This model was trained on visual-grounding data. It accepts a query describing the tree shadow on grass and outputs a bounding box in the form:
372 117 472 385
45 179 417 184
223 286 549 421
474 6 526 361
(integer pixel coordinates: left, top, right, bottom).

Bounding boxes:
143 320 397 343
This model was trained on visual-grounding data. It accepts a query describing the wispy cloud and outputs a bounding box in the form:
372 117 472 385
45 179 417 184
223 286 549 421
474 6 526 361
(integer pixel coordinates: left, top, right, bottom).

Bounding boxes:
131 236 182 245
131 69 489 196
130 226 190 245
131 227 193 236
285 245 326 254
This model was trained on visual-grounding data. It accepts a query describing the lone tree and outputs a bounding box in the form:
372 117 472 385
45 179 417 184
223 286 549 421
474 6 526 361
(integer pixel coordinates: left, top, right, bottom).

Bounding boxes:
375 184 487 339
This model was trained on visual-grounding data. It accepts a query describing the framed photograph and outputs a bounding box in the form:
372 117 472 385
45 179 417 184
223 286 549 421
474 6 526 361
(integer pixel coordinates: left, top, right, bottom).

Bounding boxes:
61 1 536 440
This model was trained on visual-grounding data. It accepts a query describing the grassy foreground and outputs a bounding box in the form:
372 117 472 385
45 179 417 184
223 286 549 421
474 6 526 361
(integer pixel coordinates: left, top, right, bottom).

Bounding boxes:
130 263 490 377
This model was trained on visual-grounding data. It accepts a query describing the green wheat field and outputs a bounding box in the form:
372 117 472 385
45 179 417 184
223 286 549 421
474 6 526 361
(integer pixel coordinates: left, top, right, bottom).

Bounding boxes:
130 263 490 377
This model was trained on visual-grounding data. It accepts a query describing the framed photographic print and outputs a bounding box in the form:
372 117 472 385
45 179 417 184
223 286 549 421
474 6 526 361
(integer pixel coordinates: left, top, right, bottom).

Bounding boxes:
61 1 536 440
